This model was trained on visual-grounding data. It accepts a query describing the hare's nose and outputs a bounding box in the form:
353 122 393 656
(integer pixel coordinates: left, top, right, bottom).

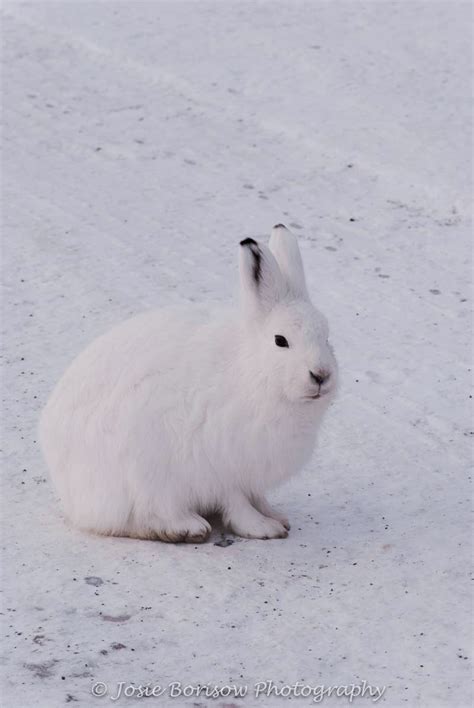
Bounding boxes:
309 370 330 386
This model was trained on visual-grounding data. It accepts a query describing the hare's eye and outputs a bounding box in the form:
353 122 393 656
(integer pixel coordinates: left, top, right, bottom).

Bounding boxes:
275 335 289 348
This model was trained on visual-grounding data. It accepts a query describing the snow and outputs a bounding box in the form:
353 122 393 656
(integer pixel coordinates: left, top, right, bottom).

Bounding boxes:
1 1 472 707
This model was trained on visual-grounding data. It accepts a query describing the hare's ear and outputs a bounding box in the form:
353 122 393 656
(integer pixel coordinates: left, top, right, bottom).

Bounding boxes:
269 224 309 300
239 238 285 316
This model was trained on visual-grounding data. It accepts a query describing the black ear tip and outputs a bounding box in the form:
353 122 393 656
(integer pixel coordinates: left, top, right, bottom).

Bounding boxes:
240 237 262 284
273 223 286 229
240 237 258 247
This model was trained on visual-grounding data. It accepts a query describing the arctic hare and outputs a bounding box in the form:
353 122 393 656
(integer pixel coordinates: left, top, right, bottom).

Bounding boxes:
40 224 337 542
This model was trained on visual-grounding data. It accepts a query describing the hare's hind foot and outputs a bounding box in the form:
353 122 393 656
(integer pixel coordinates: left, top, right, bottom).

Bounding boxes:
127 513 211 544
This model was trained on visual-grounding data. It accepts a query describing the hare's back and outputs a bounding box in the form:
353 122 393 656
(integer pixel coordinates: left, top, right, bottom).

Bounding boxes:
44 305 212 416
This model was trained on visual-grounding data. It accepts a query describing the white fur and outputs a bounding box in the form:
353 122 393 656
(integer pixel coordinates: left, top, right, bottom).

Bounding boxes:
39 225 338 542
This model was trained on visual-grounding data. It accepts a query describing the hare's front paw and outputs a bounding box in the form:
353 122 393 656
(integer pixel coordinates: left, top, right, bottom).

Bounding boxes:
252 496 290 531
269 513 290 532
224 493 288 540
234 515 288 540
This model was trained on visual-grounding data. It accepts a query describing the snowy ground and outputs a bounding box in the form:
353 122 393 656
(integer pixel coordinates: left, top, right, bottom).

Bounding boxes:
1 1 472 707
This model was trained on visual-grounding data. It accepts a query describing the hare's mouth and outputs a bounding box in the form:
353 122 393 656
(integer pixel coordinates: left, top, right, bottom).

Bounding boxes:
304 390 328 401
304 382 335 400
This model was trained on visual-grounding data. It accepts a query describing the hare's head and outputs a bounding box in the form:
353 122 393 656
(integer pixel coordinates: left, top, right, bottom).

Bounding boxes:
239 225 337 404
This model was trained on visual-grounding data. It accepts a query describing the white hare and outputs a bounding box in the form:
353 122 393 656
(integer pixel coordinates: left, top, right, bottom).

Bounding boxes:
39 224 337 542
